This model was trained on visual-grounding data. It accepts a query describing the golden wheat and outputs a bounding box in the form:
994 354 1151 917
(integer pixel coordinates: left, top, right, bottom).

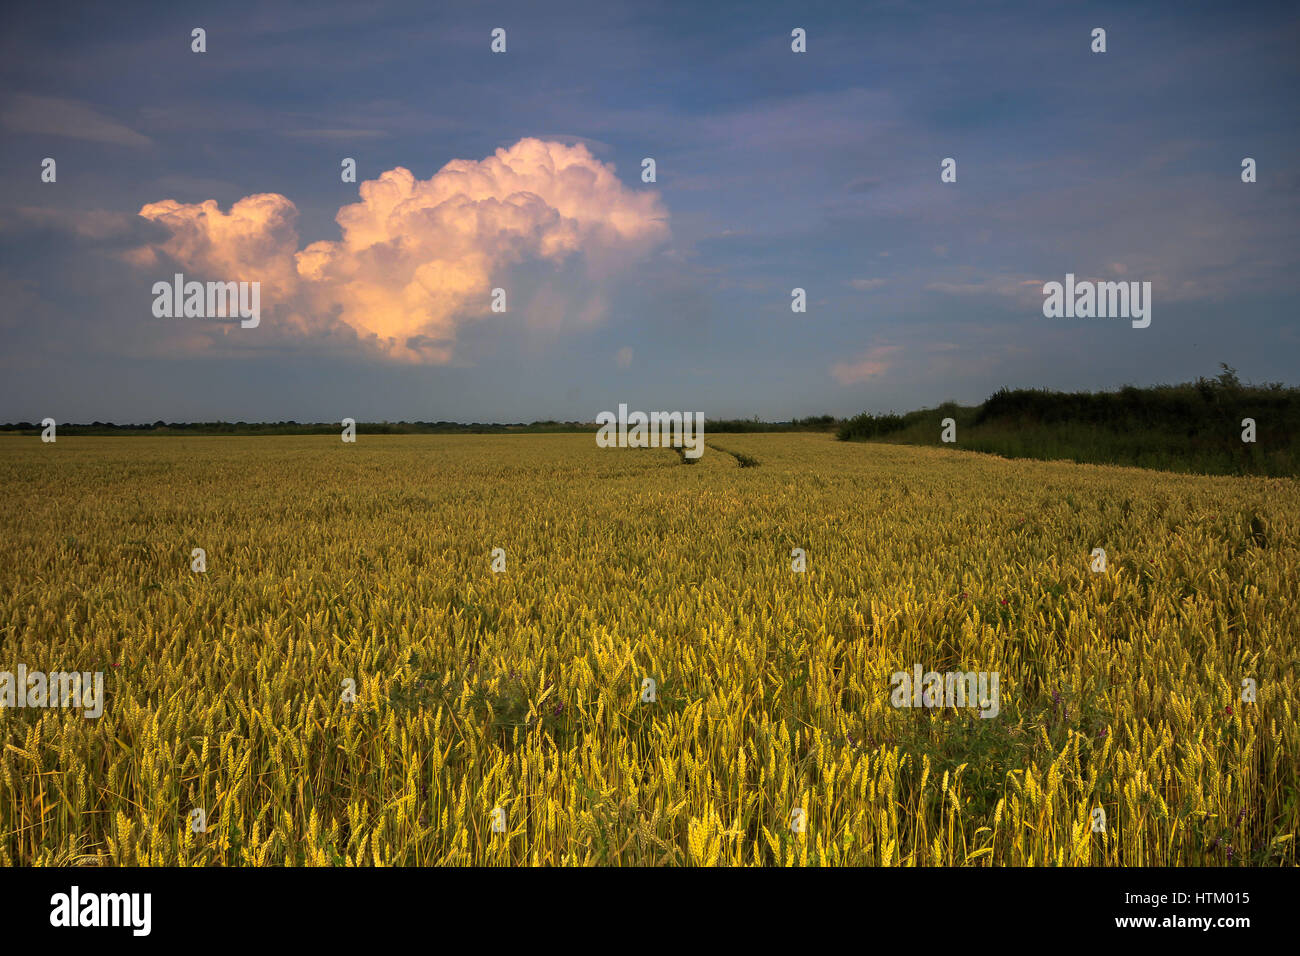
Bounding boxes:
0 433 1295 865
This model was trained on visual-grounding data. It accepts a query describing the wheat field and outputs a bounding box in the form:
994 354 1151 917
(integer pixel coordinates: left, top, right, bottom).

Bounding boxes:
0 433 1296 866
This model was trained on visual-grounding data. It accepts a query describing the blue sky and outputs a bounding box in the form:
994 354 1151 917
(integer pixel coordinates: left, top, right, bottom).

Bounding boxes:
1 0 1297 423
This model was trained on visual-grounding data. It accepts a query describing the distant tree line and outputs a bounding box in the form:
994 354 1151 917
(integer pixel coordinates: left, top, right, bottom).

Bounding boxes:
0 415 843 436
837 366 1300 477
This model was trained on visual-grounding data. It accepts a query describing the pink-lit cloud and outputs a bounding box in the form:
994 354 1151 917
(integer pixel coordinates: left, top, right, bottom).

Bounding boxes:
831 344 901 384
131 138 668 362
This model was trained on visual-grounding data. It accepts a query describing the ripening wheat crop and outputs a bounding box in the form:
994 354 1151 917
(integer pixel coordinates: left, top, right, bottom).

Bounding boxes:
0 433 1296 865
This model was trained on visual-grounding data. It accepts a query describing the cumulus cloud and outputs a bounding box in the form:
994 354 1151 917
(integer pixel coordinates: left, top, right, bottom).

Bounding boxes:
131 139 668 362
831 345 900 384
136 193 302 299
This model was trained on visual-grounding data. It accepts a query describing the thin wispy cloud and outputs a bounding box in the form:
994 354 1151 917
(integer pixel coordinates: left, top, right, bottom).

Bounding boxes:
1 94 151 148
278 129 391 141
832 345 901 385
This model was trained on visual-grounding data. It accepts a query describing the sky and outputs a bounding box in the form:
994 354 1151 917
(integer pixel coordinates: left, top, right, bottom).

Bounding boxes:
1 0 1297 424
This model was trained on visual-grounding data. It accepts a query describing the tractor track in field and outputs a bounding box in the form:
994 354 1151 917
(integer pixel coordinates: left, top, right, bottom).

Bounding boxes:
705 441 760 467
